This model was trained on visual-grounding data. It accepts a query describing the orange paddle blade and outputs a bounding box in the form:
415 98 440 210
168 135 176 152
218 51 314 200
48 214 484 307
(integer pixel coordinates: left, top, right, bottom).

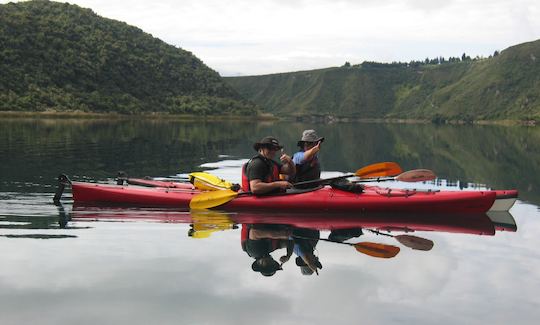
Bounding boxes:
354 242 400 258
355 162 402 178
395 169 436 182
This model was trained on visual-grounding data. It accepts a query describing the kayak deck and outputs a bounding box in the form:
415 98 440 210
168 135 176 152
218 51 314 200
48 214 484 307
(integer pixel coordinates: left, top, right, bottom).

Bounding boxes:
69 181 516 214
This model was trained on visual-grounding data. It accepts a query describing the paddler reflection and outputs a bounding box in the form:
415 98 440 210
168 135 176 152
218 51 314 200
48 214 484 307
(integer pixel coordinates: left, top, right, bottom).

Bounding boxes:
241 224 292 276
290 228 323 276
239 223 405 276
240 224 327 276
180 210 523 275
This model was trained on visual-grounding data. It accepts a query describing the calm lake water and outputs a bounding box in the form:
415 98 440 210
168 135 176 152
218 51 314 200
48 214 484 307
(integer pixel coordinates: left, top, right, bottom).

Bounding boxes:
1 118 539 325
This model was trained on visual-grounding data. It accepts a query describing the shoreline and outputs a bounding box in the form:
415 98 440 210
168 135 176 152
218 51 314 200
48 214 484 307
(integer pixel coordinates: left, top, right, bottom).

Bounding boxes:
0 111 277 121
282 115 537 126
0 111 535 126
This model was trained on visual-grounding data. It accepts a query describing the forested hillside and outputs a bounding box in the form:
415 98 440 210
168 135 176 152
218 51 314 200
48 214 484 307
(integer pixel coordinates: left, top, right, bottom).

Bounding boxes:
226 40 540 121
0 0 257 115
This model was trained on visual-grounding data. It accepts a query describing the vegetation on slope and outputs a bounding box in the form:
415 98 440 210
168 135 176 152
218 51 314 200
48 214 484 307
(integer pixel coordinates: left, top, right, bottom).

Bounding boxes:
226 40 540 121
0 0 257 115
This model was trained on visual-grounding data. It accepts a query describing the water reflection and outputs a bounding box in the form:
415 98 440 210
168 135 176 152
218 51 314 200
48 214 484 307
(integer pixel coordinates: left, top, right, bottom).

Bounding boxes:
64 205 517 276
1 118 538 323
0 202 92 239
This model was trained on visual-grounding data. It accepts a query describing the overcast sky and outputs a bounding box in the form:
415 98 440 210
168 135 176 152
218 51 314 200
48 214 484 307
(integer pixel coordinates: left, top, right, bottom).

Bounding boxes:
3 0 540 76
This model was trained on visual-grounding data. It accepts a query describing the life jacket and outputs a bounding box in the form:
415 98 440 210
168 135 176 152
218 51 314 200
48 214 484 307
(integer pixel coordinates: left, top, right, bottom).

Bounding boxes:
241 224 282 258
241 155 280 191
293 154 321 188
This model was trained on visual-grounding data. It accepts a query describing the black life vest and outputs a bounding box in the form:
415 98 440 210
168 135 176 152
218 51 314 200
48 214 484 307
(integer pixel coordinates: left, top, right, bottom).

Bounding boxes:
241 155 280 191
293 155 321 188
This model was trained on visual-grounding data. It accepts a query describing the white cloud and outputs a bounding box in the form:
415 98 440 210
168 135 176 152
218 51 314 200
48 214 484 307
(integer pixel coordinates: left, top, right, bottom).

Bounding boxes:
2 0 539 75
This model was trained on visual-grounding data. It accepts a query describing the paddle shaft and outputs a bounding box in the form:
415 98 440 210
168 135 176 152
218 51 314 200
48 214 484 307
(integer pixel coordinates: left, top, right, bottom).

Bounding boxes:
292 174 355 187
292 175 402 188
368 229 434 251
368 229 394 237
353 176 397 183
189 162 407 209
295 235 379 248
294 235 400 258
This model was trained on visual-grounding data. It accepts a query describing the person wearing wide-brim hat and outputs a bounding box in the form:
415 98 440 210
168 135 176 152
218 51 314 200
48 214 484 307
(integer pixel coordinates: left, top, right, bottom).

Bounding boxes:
241 224 293 277
243 136 295 195
291 130 324 188
252 256 283 277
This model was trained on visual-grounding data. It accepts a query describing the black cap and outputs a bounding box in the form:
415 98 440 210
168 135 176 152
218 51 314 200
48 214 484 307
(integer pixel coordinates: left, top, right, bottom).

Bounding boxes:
253 136 283 151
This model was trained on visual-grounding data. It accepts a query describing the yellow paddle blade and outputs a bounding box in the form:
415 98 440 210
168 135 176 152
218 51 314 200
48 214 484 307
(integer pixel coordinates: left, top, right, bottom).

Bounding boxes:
355 162 402 178
354 242 400 258
395 169 436 182
189 172 234 191
190 209 236 238
189 189 239 210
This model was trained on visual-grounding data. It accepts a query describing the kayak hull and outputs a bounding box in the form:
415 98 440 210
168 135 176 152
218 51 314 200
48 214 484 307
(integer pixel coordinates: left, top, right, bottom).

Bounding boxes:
70 181 508 214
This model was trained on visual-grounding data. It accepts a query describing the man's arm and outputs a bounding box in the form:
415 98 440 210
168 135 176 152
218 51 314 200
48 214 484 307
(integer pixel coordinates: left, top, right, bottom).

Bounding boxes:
250 179 291 195
302 141 321 163
247 158 292 194
279 154 296 175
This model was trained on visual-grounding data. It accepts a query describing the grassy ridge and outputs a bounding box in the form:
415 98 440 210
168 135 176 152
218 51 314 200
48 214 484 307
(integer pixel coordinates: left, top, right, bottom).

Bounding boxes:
226 40 540 121
0 0 257 115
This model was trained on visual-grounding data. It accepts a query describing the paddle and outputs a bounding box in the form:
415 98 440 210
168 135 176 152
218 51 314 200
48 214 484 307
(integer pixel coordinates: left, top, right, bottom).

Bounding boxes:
189 167 437 210
352 169 436 184
293 168 435 188
356 162 402 178
190 189 247 210
291 162 402 188
189 162 403 210
368 229 434 251
307 237 400 258
188 170 436 210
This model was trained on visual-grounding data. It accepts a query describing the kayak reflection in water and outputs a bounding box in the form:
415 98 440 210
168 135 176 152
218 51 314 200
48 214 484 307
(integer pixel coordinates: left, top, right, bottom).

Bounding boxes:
328 228 364 243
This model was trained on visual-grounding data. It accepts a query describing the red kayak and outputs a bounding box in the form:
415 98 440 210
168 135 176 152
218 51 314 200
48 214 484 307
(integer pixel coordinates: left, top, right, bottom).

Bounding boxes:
68 180 517 214
126 178 194 189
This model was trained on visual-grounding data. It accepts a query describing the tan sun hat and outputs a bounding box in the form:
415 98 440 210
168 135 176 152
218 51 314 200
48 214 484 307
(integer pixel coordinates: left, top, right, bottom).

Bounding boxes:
297 130 324 147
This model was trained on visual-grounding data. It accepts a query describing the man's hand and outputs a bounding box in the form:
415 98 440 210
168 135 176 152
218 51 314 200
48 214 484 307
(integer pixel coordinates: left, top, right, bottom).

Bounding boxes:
275 181 292 190
280 153 293 165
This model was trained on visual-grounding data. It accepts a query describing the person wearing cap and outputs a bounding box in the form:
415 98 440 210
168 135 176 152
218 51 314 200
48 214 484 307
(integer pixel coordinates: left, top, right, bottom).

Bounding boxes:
291 130 324 188
241 136 295 195
279 227 323 276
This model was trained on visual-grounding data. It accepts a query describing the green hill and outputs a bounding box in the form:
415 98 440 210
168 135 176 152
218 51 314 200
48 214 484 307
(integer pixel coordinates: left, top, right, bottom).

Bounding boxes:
226 40 540 121
0 0 257 115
